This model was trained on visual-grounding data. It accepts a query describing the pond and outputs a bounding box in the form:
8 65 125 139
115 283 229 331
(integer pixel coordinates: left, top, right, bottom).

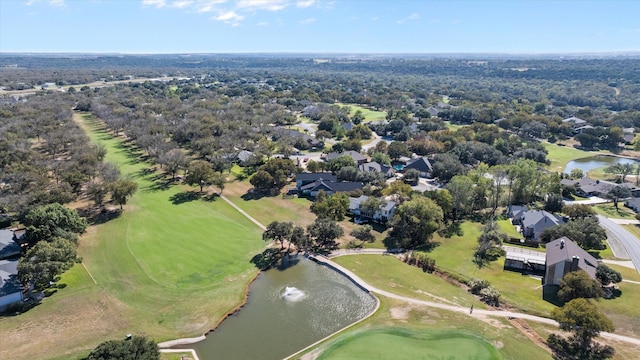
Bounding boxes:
564 155 639 175
176 255 377 360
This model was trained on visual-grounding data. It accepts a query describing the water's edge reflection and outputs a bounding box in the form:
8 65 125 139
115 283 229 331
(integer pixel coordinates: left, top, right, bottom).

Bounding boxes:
174 255 378 360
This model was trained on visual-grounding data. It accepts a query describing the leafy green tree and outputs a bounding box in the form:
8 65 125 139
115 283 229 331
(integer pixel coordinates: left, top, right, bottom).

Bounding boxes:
87 335 160 360
307 218 344 253
87 181 109 207
544 193 564 213
423 189 453 221
562 204 596 220
23 203 87 245
109 179 138 209
185 160 215 192
541 217 607 250
352 109 365 124
558 270 604 303
387 141 409 161
211 172 227 194
289 225 310 252
403 168 420 185
158 148 188 181
310 193 350 221
446 175 474 220
370 152 391 165
605 186 631 211
431 153 466 183
473 222 507 267
17 237 78 289
382 180 414 203
263 221 293 250
250 170 275 192
548 298 615 360
389 196 443 249
596 264 622 285
350 225 375 245
328 154 356 173
569 168 584 179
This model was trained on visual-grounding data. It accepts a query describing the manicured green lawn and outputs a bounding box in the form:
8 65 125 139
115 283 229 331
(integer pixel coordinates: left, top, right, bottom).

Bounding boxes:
497 219 523 239
299 297 551 360
593 204 637 219
316 328 501 360
0 113 265 360
333 254 479 308
542 142 593 173
444 121 466 131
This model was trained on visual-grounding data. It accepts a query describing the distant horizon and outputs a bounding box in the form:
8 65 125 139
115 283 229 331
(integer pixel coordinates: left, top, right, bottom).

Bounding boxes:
1 1 639 54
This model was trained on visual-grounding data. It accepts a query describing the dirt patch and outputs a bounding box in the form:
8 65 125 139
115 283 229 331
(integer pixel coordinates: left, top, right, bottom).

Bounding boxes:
390 306 411 320
509 318 551 354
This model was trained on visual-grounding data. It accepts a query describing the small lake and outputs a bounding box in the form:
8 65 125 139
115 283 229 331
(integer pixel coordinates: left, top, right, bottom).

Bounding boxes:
564 155 639 175
177 256 377 360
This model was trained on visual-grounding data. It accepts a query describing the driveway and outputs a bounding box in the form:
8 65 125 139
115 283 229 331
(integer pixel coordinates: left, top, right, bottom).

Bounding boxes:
563 196 609 205
598 215 640 272
361 131 391 152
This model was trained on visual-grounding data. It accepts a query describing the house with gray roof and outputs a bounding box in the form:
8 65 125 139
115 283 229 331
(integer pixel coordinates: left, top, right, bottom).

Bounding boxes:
507 205 529 224
520 210 566 242
544 237 598 286
348 195 397 224
0 229 21 260
403 157 433 178
625 197 640 213
0 258 22 310
562 116 587 128
295 172 336 191
324 150 368 166
300 179 362 197
359 162 395 178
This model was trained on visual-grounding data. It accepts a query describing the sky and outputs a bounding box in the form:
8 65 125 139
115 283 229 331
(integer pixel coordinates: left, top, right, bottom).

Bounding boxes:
1 0 639 54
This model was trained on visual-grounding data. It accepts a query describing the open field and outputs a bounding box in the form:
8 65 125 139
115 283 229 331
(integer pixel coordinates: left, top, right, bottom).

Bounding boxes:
316 328 500 360
0 113 265 359
542 142 594 173
298 297 552 360
497 219 523 239
337 103 387 122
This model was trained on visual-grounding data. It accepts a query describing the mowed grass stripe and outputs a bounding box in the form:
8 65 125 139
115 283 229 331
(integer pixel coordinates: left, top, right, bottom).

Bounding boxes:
76 113 264 337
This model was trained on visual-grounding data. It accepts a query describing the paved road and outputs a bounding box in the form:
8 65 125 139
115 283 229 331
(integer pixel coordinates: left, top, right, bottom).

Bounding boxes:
598 215 640 273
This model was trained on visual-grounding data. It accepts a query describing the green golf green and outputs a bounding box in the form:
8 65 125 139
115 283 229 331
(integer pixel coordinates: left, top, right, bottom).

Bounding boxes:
317 328 501 360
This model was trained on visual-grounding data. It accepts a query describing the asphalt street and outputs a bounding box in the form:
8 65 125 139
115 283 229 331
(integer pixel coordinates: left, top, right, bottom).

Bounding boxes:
598 215 640 273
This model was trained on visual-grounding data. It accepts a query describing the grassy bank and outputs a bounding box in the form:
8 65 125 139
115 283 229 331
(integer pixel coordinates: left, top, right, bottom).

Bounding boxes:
0 113 264 359
542 142 593 173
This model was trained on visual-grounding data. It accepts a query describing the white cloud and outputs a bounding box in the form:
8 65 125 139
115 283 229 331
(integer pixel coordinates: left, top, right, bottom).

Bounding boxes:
299 17 316 24
215 10 244 21
296 0 314 8
26 0 66 7
371 16 378 21
237 0 289 11
257 21 269 26
170 0 193 9
142 0 166 8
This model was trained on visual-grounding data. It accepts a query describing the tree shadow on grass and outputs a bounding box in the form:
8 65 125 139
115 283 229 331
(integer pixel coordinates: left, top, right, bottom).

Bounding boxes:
202 193 220 202
169 191 202 205
241 188 280 201
250 248 282 270
78 206 123 226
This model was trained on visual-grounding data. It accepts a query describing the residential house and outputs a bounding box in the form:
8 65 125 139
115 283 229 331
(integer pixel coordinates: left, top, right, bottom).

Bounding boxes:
403 157 433 178
358 162 395 178
625 197 640 212
544 237 598 286
0 229 23 310
236 150 255 164
300 179 362 197
0 259 22 310
324 151 368 166
426 106 440 117
295 172 336 191
348 195 397 223
562 116 587 129
507 205 529 224
0 229 21 260
520 210 565 242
